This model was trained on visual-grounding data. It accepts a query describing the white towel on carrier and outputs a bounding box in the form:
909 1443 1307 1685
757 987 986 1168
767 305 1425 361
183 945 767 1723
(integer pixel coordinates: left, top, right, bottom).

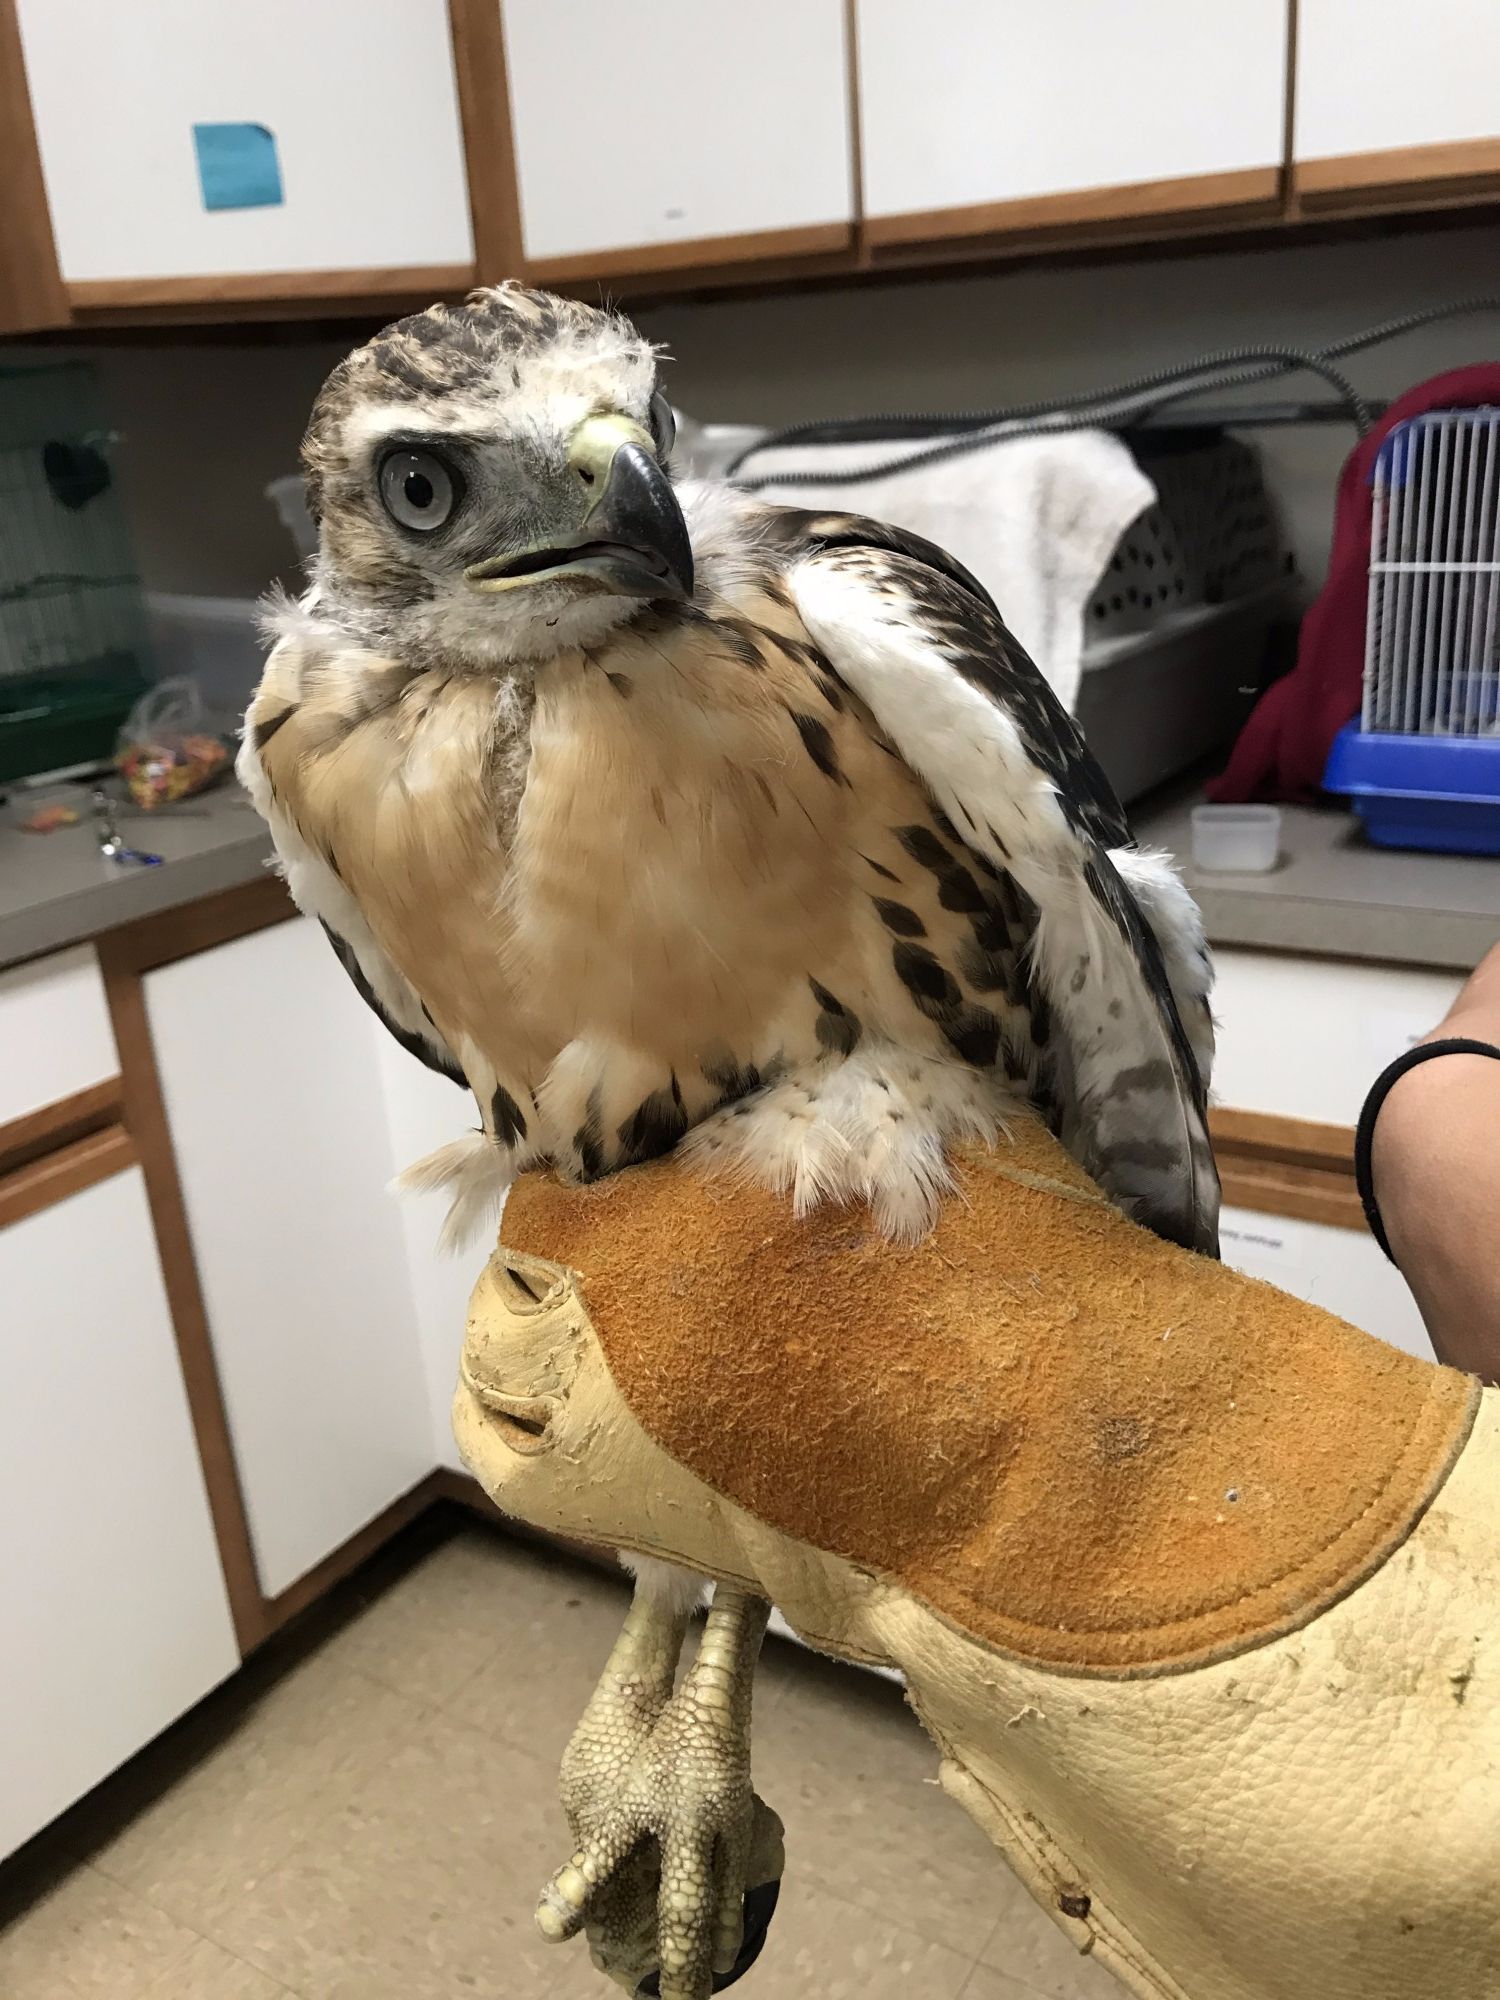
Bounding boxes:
677 419 1154 717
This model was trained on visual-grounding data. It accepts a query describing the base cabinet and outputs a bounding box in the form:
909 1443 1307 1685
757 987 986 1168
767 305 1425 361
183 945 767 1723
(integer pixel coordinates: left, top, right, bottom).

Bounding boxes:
0 1167 239 1858
144 918 436 1600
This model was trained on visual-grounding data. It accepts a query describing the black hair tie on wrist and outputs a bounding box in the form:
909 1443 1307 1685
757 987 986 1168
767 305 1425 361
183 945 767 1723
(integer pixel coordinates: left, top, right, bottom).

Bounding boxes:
1355 1037 1500 1263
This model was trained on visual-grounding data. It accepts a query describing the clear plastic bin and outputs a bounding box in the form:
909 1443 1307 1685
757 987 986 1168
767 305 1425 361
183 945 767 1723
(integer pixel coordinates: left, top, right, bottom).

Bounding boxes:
1191 803 1281 873
266 474 317 561
144 594 265 730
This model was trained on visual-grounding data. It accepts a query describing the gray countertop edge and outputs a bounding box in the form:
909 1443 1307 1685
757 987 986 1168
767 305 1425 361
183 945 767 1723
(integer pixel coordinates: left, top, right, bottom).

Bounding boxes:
1135 790 1500 976
1183 882 1491 973
0 820 275 971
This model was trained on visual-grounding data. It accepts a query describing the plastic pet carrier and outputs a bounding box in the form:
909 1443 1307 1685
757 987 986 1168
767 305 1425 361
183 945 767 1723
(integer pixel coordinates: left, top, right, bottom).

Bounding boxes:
1325 408 1500 853
1075 430 1294 803
673 413 1297 806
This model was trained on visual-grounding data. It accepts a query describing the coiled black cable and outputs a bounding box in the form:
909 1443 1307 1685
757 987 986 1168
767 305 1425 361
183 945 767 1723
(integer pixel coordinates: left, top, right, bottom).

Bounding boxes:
724 295 1500 489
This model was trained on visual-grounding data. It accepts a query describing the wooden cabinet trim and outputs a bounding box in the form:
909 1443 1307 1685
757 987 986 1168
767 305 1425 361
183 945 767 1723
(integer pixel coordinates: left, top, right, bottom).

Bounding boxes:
0 0 66 333
865 165 1283 252
1280 0 1300 210
88 875 302 1653
6 888 484 1672
99 945 270 1655
1209 1106 1356 1175
449 0 524 283
0 1124 134 1230
0 1077 123 1180
527 221 854 287
0 0 1490 332
1218 1155 1365 1233
66 263 475 316
431 1465 505 1523
261 1472 447 1633
842 0 868 266
89 874 447 1657
48 186 1500 325
1295 136 1500 207
1212 1104 1364 1233
100 874 297 979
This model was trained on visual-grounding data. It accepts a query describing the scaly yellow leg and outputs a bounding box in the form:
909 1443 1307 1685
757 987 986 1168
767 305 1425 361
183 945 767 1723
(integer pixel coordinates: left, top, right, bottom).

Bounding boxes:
537 1573 781 1999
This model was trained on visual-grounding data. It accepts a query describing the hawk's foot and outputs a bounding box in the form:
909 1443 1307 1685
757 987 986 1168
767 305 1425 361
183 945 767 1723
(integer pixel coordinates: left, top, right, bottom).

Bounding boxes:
537 1584 779 1999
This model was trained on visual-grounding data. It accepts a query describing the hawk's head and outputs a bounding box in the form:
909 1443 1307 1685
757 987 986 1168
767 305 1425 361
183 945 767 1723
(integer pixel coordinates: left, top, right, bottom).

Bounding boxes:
301 283 691 666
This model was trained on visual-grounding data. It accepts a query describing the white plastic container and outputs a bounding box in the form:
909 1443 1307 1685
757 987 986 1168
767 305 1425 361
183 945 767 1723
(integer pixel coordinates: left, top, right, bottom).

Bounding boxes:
1190 803 1281 874
144 594 266 729
266 474 317 561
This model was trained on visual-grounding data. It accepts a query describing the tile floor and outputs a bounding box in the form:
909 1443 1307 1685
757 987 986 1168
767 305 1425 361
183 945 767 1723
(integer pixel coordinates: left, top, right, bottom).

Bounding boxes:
0 1514 1124 2000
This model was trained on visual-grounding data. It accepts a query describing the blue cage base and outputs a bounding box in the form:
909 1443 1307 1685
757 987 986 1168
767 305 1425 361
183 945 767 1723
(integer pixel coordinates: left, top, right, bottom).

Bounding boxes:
1325 722 1500 855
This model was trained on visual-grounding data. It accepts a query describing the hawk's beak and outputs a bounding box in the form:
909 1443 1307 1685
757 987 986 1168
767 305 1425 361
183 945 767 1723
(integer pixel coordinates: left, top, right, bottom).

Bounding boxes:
466 418 694 602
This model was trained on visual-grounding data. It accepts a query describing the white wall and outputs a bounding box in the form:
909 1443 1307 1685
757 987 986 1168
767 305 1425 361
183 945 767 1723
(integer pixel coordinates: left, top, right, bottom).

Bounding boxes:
30 215 1500 600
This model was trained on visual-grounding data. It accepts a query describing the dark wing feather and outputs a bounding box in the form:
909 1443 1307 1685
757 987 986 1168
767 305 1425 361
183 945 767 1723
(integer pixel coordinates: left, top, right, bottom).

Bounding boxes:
784 509 1219 1256
319 920 466 1088
767 506 1132 849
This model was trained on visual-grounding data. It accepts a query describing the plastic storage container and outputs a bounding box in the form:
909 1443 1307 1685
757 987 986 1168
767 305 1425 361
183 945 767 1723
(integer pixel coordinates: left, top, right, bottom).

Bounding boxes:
266 475 317 562
1190 803 1282 873
144 595 266 730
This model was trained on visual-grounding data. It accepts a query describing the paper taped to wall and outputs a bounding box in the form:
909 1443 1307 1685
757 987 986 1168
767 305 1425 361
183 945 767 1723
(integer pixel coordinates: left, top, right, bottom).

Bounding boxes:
193 123 283 212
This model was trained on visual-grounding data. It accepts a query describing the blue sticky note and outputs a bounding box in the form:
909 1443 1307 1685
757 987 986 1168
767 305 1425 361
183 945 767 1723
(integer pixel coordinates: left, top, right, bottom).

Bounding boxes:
193 122 283 212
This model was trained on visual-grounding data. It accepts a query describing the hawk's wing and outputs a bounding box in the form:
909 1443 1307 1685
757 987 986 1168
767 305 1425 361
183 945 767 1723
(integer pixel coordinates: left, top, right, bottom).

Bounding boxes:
239 638 466 1093
782 510 1220 1256
317 918 466 1089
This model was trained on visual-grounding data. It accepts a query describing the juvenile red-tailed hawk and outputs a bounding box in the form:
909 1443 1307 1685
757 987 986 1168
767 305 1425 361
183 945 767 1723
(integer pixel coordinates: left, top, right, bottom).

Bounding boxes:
241 282 1217 2000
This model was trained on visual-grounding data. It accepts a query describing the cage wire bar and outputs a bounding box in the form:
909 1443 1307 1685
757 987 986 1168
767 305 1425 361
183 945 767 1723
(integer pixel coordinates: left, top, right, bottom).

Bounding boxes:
1364 411 1500 737
0 359 155 783
0 360 150 687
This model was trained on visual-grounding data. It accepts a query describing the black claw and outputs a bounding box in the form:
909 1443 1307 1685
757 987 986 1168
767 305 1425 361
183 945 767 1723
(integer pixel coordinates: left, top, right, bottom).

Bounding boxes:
635 1879 782 1996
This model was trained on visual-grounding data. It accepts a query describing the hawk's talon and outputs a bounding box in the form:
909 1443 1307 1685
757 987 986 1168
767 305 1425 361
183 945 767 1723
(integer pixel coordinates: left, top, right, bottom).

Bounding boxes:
536 1854 595 1941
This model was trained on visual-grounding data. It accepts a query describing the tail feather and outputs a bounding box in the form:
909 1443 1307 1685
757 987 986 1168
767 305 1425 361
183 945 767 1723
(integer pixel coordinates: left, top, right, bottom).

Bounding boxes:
394 1132 511 1254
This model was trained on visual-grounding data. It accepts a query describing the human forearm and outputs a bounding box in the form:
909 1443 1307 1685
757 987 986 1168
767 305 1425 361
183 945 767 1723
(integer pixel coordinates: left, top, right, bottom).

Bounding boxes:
1369 945 1500 1380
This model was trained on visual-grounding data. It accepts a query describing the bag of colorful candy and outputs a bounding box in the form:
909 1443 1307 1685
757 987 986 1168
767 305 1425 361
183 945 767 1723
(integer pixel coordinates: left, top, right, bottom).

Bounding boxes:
114 677 231 809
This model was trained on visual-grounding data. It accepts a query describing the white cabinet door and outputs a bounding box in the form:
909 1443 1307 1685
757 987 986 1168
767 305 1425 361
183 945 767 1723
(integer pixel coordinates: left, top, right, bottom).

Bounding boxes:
503 0 854 270
1220 1204 1434 1361
1 1167 238 1859
857 0 1288 244
145 919 433 1600
16 0 473 284
1211 949 1463 1127
1296 0 1500 196
0 945 118 1129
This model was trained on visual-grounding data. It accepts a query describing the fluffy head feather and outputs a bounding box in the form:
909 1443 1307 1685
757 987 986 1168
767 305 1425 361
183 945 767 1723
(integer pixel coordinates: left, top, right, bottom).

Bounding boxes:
304 283 659 525
299 282 669 669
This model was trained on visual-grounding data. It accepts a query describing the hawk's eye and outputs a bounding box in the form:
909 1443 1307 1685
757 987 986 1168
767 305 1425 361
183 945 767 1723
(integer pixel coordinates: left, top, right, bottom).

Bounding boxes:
647 390 676 460
378 447 460 533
